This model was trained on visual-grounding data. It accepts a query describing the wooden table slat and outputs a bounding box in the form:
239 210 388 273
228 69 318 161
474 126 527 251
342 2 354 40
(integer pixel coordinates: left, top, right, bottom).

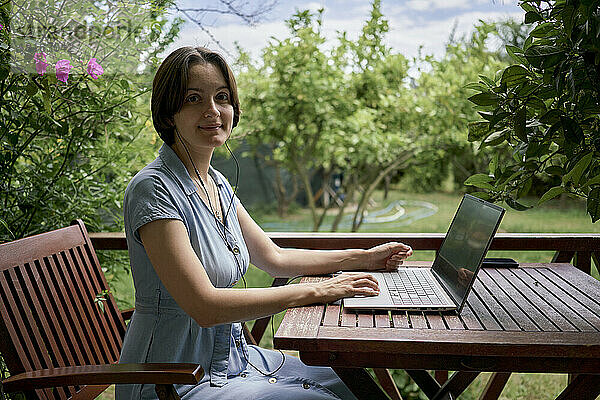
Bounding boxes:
391 311 409 329
426 313 447 330
478 269 540 331
442 313 465 330
485 268 558 331
536 263 600 304
374 311 391 328
533 268 600 318
472 279 521 331
408 311 428 329
322 304 341 327
276 277 323 339
357 312 373 328
340 308 356 327
499 268 577 332
529 268 600 324
512 268 596 332
464 289 502 331
458 301 485 330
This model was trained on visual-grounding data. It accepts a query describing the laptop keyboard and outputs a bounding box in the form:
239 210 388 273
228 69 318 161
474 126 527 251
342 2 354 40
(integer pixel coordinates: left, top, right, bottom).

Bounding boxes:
384 269 446 306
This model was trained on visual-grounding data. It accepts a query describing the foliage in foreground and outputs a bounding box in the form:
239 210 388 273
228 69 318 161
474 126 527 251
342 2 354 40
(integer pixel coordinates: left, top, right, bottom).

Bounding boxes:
466 0 600 222
0 0 181 242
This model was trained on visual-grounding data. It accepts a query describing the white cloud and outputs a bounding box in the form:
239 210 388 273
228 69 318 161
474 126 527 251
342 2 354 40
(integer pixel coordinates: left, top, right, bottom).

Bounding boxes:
406 0 471 11
386 9 523 61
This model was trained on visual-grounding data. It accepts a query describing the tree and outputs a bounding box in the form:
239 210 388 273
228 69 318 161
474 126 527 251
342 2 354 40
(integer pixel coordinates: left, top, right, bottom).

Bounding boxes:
237 9 351 230
465 0 600 222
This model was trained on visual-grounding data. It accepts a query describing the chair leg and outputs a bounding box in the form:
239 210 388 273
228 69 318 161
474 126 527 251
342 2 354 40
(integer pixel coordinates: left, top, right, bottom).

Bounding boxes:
333 367 390 400
155 384 181 400
479 373 510 400
373 368 403 400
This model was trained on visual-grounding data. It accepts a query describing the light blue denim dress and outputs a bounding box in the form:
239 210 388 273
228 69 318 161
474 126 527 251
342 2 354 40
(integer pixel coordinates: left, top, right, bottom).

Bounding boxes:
116 144 356 400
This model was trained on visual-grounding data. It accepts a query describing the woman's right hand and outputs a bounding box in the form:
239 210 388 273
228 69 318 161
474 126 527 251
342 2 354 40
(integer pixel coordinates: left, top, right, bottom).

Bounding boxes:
310 272 380 304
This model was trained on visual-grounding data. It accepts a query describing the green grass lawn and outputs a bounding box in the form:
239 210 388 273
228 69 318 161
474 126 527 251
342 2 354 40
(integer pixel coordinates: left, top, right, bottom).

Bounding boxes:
100 191 598 399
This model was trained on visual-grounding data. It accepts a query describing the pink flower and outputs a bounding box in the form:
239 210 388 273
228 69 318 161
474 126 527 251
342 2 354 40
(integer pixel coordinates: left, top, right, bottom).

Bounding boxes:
34 52 49 76
86 58 104 79
55 59 73 83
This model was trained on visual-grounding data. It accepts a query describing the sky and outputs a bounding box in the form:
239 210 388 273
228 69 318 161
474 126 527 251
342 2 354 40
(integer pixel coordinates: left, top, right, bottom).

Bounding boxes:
165 0 524 67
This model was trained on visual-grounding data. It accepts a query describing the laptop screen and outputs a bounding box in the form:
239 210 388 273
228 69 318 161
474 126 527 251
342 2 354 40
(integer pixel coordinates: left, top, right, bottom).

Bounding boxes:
432 194 505 308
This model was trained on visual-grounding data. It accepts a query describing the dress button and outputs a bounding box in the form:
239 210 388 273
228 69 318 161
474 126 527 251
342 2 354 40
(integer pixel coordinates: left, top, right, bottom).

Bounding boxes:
268 377 277 384
235 339 241 347
302 382 310 389
240 372 248 378
232 246 240 255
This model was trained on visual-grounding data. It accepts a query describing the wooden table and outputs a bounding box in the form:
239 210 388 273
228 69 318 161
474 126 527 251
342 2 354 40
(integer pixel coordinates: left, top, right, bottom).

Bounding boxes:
273 262 600 400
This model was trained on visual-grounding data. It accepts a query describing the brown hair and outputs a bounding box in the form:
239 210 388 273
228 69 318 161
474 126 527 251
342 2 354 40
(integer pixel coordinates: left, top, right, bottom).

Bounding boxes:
151 46 241 145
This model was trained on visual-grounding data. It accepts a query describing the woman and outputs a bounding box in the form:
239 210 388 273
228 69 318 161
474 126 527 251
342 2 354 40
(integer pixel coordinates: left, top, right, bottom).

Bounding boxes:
116 46 413 399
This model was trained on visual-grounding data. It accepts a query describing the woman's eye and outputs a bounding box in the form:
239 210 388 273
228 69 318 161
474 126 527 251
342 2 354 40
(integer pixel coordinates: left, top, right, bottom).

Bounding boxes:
216 92 230 102
186 94 200 103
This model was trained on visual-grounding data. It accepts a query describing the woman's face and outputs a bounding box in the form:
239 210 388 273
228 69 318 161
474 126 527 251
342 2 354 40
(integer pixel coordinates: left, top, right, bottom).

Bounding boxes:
173 62 233 152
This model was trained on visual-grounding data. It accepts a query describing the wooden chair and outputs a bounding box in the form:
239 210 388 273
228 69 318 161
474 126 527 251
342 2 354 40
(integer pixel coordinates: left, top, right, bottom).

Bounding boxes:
0 220 203 399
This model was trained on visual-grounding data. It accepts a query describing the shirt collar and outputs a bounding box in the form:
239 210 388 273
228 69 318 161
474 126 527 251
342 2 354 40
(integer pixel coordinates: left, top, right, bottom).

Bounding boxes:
158 144 224 196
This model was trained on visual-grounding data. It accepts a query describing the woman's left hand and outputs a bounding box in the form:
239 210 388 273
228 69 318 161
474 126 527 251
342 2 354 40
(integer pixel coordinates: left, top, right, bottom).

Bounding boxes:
365 242 413 271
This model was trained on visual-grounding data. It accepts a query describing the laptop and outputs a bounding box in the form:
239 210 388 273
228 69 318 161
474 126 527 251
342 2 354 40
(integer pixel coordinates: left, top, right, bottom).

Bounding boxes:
343 194 505 312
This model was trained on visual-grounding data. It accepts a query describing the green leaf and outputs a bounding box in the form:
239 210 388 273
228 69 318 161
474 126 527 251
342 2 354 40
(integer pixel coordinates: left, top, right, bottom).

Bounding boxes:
560 116 584 144
42 90 52 114
501 65 529 87
470 192 491 201
545 166 564 175
521 3 536 12
506 198 531 211
467 121 489 142
514 107 527 142
25 81 38 96
563 152 593 186
505 45 528 64
582 174 600 189
468 92 500 106
587 188 600 223
539 109 562 125
538 186 566 205
524 11 543 24
529 22 556 38
478 75 495 87
464 82 488 91
0 66 10 82
489 152 499 176
525 45 564 68
464 174 494 189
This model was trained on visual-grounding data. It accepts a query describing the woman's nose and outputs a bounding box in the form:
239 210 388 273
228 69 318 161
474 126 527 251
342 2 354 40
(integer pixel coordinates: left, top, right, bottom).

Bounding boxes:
203 100 219 118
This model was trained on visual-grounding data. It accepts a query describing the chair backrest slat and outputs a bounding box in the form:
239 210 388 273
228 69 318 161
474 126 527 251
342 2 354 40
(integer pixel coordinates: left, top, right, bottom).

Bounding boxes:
36 257 77 367
60 248 111 364
70 245 120 362
4 268 56 400
78 242 125 357
53 250 100 365
0 221 127 400
45 254 92 366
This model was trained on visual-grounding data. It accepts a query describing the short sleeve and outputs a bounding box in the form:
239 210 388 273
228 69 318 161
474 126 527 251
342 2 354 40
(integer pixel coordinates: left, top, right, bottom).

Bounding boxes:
124 175 184 243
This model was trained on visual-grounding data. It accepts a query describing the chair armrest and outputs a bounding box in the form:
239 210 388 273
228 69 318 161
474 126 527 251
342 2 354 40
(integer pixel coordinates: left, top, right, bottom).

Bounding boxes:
3 363 203 392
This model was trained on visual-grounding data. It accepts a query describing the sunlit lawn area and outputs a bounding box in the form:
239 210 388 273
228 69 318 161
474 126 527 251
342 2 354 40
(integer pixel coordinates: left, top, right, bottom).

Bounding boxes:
100 190 599 399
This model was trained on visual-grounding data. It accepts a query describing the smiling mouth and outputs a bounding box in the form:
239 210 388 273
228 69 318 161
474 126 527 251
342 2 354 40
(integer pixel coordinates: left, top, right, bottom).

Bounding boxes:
198 125 221 130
